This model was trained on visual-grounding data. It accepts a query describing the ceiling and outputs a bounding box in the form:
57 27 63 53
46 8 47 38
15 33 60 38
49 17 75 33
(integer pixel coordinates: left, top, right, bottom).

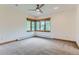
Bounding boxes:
9 4 77 17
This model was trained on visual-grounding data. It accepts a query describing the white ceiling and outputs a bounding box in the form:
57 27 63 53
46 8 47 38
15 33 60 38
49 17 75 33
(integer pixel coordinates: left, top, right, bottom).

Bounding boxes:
9 4 77 17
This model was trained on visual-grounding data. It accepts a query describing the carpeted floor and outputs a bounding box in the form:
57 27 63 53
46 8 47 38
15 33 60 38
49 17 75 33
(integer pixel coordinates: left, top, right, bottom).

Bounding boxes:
0 37 78 55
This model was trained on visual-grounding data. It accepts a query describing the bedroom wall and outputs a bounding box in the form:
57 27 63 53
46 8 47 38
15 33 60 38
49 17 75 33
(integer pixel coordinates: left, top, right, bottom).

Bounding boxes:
76 5 79 46
0 5 33 43
35 8 76 41
51 8 76 41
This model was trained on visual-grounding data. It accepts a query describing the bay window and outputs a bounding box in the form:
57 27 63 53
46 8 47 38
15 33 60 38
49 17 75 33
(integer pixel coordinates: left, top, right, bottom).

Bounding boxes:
26 17 51 32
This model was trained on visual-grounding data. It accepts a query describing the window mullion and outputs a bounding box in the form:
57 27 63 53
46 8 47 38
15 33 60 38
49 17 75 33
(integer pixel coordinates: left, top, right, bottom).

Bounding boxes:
30 21 32 31
44 20 46 31
39 21 41 31
35 21 36 31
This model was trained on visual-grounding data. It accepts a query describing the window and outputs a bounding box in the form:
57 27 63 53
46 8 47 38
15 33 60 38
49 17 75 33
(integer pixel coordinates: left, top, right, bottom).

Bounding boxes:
32 21 35 31
46 21 50 31
36 21 40 30
27 17 51 32
41 21 45 31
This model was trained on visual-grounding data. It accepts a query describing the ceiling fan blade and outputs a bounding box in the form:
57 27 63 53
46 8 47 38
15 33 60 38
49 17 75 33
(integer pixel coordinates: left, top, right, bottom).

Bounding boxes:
39 9 43 13
39 4 44 8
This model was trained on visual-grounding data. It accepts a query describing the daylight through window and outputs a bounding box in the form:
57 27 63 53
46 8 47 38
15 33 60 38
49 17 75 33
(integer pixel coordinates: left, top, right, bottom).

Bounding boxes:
26 17 51 32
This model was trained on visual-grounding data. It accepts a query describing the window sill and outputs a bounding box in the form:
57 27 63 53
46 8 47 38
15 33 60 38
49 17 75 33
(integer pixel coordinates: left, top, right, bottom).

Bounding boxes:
27 30 50 32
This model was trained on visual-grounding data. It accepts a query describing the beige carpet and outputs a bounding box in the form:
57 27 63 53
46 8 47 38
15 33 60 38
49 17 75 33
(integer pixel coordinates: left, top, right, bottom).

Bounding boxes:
0 37 78 55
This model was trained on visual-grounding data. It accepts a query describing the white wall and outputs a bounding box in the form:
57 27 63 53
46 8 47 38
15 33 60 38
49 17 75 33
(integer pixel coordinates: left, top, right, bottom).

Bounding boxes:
35 8 76 41
34 32 51 38
76 5 79 46
51 8 76 41
0 5 33 43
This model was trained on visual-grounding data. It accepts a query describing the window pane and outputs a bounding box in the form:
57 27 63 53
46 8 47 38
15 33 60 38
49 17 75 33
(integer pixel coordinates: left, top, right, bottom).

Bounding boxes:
41 21 44 30
46 21 50 31
32 21 35 31
27 21 30 31
36 21 40 30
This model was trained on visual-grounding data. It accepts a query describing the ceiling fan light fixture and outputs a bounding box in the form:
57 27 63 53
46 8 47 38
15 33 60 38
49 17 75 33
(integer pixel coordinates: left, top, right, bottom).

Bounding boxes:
36 9 40 12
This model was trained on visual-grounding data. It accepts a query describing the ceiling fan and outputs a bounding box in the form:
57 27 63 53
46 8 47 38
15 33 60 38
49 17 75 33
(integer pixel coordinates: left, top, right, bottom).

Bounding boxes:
29 4 44 13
